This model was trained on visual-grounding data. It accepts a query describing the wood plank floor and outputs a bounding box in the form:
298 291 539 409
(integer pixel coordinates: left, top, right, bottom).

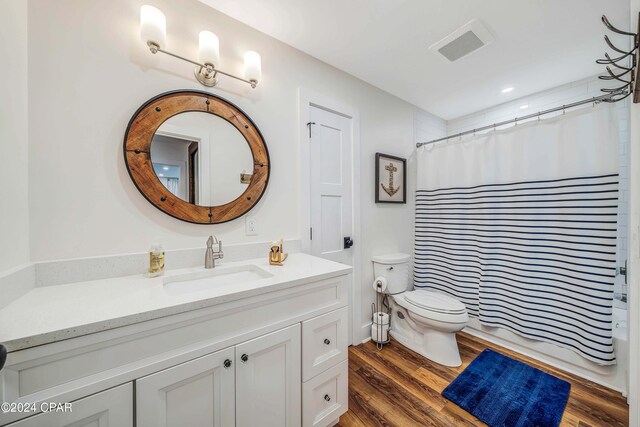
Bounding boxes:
337 332 629 427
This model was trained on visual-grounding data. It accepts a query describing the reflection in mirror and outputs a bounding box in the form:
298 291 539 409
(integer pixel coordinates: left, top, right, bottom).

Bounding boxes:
150 112 253 206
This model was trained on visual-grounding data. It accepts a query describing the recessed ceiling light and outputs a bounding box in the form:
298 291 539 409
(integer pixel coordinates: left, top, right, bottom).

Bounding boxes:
163 166 170 170
520 104 529 109
501 87 514 94
158 173 164 177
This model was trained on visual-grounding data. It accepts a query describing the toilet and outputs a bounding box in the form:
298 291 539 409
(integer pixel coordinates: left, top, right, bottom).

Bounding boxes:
373 253 469 367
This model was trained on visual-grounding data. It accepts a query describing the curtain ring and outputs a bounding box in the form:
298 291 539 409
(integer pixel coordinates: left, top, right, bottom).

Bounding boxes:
562 105 566 115
537 112 541 122
493 123 496 132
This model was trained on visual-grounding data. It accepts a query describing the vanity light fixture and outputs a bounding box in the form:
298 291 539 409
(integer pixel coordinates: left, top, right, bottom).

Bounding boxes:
140 5 261 88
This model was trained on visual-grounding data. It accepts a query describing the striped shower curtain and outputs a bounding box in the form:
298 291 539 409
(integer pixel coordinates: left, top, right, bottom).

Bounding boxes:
415 106 620 365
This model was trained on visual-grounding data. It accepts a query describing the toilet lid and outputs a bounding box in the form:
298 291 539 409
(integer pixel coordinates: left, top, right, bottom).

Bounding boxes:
405 290 466 314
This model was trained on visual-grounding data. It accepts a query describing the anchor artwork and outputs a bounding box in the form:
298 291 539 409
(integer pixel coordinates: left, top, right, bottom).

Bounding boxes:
381 162 400 197
375 153 406 204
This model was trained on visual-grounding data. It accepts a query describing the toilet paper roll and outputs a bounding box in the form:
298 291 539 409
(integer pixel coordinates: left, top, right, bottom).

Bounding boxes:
372 311 389 326
371 320 389 343
373 276 387 292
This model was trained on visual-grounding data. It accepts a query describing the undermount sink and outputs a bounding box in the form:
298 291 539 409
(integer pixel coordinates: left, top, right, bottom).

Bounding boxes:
163 265 273 295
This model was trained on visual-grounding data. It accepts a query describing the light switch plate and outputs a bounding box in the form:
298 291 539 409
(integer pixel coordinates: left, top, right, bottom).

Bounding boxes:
246 217 258 236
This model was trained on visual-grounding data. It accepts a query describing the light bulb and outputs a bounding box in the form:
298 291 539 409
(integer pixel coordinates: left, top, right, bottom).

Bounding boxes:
198 31 220 67
140 5 166 49
244 51 261 85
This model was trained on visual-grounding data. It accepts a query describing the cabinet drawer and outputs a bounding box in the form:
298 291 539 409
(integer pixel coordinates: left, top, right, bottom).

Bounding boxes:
302 307 348 381
302 360 348 427
7 383 133 427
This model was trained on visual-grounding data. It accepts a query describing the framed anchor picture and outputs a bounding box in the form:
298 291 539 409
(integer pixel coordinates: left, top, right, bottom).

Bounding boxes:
375 153 406 204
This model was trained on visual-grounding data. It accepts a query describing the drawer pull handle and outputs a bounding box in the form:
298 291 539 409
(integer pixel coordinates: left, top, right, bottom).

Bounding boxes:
323 338 331 345
324 394 331 402
223 359 232 368
241 354 249 362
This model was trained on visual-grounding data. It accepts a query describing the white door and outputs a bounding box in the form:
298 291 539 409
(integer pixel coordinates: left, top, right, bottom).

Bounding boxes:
236 324 301 427
8 383 133 427
136 347 235 427
309 106 353 265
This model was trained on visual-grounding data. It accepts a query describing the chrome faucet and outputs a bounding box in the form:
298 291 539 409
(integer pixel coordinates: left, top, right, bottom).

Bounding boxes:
205 235 223 269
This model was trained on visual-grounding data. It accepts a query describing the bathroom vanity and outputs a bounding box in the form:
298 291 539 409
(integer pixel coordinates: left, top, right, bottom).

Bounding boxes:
0 253 351 427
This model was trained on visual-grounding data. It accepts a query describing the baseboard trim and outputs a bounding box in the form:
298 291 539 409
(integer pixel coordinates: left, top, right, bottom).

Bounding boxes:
356 321 372 344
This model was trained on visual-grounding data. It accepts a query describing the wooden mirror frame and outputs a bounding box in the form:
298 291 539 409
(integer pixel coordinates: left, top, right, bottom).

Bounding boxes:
124 90 270 224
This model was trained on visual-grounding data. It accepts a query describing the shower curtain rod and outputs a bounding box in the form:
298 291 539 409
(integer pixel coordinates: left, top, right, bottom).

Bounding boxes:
416 90 627 148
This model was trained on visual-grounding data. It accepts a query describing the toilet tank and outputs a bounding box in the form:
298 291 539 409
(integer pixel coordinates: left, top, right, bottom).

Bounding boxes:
372 253 411 294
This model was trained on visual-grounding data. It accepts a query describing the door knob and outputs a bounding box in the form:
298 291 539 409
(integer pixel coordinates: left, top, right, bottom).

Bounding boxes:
324 338 331 345
343 237 354 249
324 394 331 402
241 354 249 362
223 359 232 368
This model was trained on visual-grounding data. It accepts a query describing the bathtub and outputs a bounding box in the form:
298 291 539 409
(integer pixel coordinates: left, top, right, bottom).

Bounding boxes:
463 307 628 396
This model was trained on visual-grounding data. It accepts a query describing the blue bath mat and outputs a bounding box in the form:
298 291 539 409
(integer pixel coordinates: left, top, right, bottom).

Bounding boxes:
442 349 570 427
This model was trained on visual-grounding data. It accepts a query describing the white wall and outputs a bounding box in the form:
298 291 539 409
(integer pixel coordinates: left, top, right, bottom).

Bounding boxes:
356 107 445 339
447 76 631 309
26 0 443 264
415 109 448 147
0 0 29 273
26 0 446 342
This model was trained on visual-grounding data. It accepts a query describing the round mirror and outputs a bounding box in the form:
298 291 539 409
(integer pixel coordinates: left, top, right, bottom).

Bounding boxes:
124 91 270 224
151 112 254 206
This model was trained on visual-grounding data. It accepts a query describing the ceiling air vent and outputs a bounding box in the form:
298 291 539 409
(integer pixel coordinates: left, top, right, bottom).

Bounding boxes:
429 19 494 62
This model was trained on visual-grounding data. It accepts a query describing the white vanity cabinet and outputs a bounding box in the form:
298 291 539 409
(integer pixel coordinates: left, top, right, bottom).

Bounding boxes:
0 268 350 427
136 324 301 427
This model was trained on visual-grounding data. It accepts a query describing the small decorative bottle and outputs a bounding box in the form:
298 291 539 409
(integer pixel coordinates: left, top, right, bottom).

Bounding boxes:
148 244 165 277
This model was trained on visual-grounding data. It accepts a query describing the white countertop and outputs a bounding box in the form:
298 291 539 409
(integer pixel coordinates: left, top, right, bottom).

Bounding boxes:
0 253 351 352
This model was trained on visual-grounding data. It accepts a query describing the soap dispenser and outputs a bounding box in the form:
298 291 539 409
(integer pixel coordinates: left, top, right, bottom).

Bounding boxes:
148 243 165 277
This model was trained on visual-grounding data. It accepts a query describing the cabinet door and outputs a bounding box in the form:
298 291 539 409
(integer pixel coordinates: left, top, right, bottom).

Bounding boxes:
236 324 301 427
136 347 235 427
8 383 133 427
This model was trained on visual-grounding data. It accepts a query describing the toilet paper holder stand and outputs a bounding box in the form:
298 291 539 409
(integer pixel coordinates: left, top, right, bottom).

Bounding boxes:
372 277 391 349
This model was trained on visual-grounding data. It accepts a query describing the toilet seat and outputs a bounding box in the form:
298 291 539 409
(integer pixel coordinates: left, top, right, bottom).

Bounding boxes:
404 290 466 314
392 292 468 325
